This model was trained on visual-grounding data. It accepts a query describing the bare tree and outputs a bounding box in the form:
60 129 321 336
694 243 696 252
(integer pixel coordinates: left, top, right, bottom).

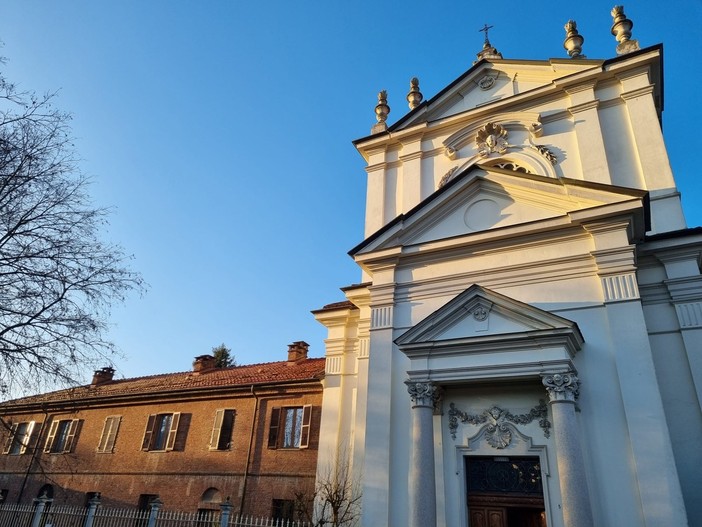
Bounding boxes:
0 59 144 397
295 449 362 527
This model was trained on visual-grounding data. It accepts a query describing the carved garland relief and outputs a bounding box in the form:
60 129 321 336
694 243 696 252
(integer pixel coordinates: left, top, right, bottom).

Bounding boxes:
448 401 551 448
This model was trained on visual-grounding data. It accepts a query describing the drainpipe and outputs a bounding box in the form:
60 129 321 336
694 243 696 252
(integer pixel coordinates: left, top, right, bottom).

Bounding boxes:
238 385 259 516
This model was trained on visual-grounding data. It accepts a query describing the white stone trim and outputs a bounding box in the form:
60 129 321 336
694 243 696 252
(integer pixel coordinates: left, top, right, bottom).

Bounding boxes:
371 305 394 329
357 337 370 358
674 302 702 328
601 272 639 302
325 355 342 375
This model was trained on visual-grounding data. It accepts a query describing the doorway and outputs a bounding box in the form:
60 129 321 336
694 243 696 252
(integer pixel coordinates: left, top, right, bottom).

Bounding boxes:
466 456 546 527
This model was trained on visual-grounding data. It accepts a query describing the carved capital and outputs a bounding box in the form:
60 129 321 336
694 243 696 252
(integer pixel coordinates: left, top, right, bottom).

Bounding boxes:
406 380 442 410
542 372 580 403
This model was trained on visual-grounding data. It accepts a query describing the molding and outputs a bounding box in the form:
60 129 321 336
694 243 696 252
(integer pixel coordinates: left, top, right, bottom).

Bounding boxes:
601 272 640 302
325 355 342 375
371 305 394 329
620 85 655 101
674 302 702 329
567 100 600 115
357 337 370 358
448 401 550 444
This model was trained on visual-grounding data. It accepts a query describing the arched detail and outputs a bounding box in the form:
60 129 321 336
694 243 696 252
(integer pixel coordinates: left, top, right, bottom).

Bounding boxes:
443 112 542 154
37 484 54 500
199 487 222 509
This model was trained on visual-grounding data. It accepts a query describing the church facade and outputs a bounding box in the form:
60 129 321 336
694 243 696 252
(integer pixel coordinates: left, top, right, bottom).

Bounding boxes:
314 11 700 527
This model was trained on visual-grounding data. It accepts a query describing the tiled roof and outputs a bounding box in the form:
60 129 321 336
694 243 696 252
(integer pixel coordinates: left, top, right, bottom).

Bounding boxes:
2 358 326 407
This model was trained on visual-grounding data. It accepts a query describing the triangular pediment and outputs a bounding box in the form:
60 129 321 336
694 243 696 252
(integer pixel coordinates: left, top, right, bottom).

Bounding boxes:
392 58 603 132
395 285 583 354
352 165 647 257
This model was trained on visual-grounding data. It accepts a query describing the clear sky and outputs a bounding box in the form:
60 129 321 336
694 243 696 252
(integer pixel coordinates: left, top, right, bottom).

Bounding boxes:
1 1 700 381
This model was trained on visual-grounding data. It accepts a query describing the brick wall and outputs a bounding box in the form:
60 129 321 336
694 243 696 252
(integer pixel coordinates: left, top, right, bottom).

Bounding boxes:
0 382 322 517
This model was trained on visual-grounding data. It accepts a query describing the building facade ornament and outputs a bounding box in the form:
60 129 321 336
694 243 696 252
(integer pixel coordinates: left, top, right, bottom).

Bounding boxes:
563 20 585 59
542 372 580 402
531 144 558 165
406 77 423 110
477 74 497 91
476 122 510 157
448 401 551 444
474 24 503 64
406 380 442 411
371 90 390 134
611 6 640 55
438 166 458 188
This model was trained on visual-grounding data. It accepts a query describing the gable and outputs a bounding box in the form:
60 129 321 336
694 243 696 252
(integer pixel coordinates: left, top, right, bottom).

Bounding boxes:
396 285 583 382
352 165 648 257
392 58 604 132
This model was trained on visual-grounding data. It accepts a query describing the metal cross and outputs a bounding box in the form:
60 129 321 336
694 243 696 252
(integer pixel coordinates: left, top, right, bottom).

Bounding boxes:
479 24 494 45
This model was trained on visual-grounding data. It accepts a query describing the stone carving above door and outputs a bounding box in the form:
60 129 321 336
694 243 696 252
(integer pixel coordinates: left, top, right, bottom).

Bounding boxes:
448 401 551 447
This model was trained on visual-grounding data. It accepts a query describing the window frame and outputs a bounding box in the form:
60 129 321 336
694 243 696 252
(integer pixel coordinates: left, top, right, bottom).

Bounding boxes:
141 412 181 452
267 405 312 450
209 409 235 451
96 415 122 453
2 421 37 455
44 419 80 454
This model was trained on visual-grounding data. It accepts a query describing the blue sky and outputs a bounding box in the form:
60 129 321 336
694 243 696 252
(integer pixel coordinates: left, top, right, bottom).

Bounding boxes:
1 1 700 380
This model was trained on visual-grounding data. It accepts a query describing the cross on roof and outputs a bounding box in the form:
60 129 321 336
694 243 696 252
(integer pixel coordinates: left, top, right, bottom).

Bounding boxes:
479 23 494 45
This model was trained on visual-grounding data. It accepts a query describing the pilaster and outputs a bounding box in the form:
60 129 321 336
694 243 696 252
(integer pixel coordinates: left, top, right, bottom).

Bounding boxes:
566 83 610 185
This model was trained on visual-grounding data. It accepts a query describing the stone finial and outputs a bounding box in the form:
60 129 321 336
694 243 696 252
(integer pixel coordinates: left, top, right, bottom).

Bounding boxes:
406 77 423 110
563 20 585 59
611 6 640 55
474 23 503 64
372 90 390 134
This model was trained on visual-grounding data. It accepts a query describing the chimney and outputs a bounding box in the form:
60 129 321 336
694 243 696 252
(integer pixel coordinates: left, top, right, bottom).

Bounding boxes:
91 367 115 386
287 341 309 363
193 354 216 374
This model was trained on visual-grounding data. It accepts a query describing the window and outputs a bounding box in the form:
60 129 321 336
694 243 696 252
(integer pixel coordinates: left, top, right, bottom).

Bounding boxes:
209 409 235 451
141 413 180 451
2 421 36 455
271 499 295 522
97 416 121 453
267 405 312 449
44 419 80 453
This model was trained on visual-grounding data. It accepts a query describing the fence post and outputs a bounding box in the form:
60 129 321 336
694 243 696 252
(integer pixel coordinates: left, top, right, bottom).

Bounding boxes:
146 497 163 527
30 493 51 527
220 497 233 527
83 493 101 527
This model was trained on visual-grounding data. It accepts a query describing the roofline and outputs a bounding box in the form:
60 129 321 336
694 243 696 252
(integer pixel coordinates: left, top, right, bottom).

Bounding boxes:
352 44 664 149
0 374 325 414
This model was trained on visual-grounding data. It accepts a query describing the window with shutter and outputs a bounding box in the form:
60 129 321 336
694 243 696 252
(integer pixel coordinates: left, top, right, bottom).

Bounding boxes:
97 416 121 453
268 408 281 449
141 414 156 451
165 413 180 451
45 419 81 453
209 409 235 451
2 424 18 454
299 405 312 449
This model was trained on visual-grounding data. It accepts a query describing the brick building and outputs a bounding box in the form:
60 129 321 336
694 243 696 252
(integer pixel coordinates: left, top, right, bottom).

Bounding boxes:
0 341 323 520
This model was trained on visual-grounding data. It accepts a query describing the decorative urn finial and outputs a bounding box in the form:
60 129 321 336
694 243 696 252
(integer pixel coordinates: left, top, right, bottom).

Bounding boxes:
407 77 423 110
611 6 640 55
372 90 390 134
563 20 585 58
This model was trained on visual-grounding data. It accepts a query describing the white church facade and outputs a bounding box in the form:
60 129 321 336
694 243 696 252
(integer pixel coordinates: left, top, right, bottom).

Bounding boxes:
314 8 700 527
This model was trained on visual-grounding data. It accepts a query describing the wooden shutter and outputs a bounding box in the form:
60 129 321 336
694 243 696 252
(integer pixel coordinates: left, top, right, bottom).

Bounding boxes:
165 412 180 451
63 419 80 452
2 424 17 454
268 408 281 449
141 414 156 451
209 410 225 450
44 420 60 453
20 421 36 455
300 405 312 449
105 416 121 453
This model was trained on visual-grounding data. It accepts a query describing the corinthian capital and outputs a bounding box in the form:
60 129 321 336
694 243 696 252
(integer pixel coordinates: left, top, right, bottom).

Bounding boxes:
406 380 442 409
542 372 580 403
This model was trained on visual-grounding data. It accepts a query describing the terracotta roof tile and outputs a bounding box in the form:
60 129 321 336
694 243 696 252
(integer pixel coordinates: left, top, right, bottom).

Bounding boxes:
3 358 325 407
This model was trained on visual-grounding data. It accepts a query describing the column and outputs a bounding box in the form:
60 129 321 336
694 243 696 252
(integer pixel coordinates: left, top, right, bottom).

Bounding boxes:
542 372 594 527
406 380 440 527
